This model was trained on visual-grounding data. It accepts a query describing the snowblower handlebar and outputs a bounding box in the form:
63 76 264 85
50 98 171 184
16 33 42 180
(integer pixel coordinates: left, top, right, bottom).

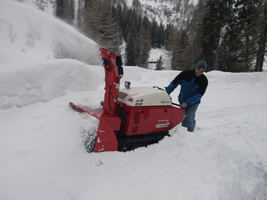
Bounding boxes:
172 102 181 107
153 86 181 107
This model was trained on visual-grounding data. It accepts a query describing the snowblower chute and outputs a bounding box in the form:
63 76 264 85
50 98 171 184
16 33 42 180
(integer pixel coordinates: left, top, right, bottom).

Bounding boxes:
69 47 184 152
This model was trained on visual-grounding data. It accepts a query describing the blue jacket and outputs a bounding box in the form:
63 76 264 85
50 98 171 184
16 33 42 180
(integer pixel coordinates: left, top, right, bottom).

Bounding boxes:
166 69 208 106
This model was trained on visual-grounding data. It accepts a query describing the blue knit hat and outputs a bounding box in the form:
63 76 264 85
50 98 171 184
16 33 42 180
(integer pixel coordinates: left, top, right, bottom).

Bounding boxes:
196 60 207 72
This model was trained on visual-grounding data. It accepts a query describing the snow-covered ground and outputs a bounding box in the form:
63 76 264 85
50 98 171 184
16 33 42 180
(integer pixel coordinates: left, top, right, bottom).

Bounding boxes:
148 48 172 70
1 1 267 200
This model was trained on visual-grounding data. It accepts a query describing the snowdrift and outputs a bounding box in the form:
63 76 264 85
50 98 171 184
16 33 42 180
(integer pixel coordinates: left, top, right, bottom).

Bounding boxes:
0 59 103 109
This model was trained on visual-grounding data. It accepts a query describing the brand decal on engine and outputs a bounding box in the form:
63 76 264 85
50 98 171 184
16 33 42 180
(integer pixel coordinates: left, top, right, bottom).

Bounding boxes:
161 101 170 103
158 119 169 122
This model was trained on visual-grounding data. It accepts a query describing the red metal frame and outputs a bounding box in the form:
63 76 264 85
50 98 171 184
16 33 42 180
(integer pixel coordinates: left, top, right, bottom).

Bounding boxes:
100 47 121 116
93 47 121 152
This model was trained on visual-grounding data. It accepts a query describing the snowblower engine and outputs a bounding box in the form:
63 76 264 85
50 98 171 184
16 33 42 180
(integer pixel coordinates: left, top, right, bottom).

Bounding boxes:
69 47 184 152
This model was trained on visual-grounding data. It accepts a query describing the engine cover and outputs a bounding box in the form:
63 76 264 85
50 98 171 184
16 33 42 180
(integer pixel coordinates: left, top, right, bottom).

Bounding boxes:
118 87 171 107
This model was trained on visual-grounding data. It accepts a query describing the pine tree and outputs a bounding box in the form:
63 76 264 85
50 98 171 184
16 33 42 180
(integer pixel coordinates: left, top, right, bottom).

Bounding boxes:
253 0 267 72
124 8 139 66
181 0 205 70
171 29 188 70
120 6 153 67
157 22 164 48
201 0 234 71
155 56 163 70
164 24 177 51
76 0 85 30
221 0 261 71
136 17 151 68
151 19 158 48
181 29 189 49
55 0 65 20
123 8 136 41
132 0 142 12
54 0 75 25
125 30 138 66
66 0 75 25
83 0 122 53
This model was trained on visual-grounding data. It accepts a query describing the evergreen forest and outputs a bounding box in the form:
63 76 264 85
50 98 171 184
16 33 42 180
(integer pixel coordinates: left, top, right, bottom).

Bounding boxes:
52 0 267 72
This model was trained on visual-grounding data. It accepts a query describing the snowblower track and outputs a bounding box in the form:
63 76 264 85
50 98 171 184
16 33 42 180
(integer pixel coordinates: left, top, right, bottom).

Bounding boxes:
117 131 170 152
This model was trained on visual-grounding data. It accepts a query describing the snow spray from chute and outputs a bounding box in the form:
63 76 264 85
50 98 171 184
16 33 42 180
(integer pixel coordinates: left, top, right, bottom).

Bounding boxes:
0 0 101 65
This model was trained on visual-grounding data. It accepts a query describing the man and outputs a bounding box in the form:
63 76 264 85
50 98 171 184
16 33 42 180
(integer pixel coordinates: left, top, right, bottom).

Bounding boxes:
166 60 208 132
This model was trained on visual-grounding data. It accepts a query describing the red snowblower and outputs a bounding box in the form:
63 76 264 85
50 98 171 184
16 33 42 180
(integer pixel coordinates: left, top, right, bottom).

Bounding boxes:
69 47 184 152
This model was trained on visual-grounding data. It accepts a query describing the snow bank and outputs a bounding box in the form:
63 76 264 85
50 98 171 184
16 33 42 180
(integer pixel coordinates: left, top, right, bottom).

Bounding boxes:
0 59 104 109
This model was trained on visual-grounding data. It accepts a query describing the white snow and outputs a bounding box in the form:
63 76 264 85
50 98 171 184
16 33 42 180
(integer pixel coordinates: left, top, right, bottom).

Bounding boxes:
148 48 172 70
0 1 267 200
0 0 101 66
124 0 197 27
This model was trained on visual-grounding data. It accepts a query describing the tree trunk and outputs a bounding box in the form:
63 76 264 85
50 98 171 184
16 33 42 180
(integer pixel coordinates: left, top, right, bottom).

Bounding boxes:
255 3 267 72
214 37 220 70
